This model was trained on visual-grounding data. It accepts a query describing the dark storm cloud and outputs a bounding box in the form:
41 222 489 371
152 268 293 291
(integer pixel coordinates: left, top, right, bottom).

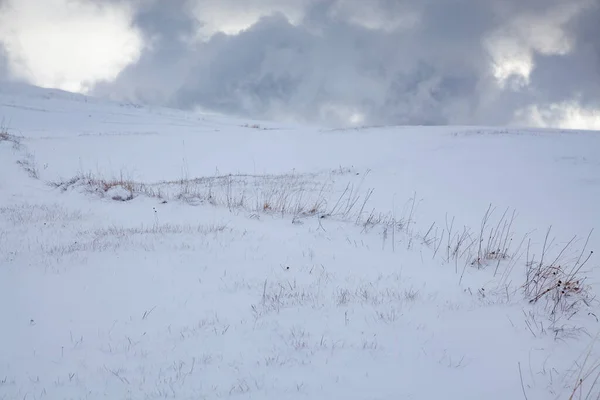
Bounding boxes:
91 0 600 127
527 2 600 110
93 0 199 103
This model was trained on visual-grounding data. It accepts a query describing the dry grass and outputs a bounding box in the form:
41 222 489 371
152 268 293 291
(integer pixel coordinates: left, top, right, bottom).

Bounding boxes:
42 222 229 257
16 152 39 179
0 203 83 225
94 223 229 237
564 336 600 399
414 204 596 327
1 121 40 178
255 280 320 316
524 228 595 316
51 171 137 201
47 169 597 326
51 171 334 216
252 273 419 320
0 122 23 150
49 170 408 240
473 205 516 267
0 118 10 141
336 285 419 307
242 123 263 129
421 205 525 285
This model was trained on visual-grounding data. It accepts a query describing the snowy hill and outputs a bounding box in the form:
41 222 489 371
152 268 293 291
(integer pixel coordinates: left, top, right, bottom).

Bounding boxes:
1 84 599 399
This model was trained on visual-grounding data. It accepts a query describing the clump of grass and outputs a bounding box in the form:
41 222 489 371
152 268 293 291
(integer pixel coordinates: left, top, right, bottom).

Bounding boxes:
94 223 228 237
0 118 11 142
51 171 332 214
564 336 600 399
50 170 402 236
471 205 516 268
0 203 82 225
422 206 595 320
44 223 229 257
330 165 358 176
524 228 595 316
51 171 137 201
335 284 420 307
16 152 39 179
420 205 524 285
91 177 136 201
253 279 319 317
0 120 23 150
242 123 262 129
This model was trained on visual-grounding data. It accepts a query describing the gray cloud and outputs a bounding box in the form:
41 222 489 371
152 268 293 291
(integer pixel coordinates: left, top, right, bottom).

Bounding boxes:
91 0 600 127
0 1 9 81
528 3 600 110
0 45 9 82
92 0 199 103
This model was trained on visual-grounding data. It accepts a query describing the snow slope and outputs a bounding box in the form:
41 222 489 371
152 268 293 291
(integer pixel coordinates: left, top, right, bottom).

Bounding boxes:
1 84 600 399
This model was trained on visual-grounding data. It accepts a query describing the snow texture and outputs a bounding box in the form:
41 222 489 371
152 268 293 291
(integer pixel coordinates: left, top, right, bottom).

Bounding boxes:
1 83 600 399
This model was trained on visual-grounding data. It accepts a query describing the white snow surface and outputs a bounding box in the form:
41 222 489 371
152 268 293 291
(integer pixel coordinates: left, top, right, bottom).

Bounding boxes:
1 84 600 399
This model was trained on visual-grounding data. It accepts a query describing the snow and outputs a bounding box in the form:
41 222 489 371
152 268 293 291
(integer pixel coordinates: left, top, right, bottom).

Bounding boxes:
1 84 600 399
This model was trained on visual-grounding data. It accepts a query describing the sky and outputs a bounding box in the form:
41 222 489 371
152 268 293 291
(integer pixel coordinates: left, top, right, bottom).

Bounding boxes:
0 0 599 129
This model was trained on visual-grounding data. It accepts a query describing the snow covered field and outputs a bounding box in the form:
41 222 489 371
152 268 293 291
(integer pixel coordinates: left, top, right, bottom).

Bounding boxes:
1 83 600 399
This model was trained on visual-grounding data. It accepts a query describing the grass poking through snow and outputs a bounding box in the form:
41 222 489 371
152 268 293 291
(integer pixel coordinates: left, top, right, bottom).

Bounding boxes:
46 169 598 328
